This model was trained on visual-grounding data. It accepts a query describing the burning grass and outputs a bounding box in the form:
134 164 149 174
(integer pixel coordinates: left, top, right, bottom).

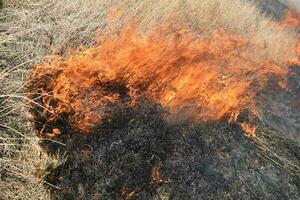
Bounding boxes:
28 25 292 139
1 0 300 199
27 21 300 199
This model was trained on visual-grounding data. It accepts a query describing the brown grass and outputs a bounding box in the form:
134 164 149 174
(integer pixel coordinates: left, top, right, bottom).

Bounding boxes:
0 0 298 199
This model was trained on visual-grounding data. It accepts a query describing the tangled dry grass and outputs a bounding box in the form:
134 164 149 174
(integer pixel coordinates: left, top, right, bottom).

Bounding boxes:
1 0 298 67
0 0 299 199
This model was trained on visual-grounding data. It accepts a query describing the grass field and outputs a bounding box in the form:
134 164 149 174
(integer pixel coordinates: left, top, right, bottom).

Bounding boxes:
0 0 299 199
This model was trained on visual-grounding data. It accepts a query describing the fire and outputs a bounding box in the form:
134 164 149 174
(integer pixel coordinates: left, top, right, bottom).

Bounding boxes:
150 164 161 184
150 163 170 184
28 24 291 137
280 10 300 57
279 10 300 28
229 111 257 138
120 185 138 200
240 122 256 138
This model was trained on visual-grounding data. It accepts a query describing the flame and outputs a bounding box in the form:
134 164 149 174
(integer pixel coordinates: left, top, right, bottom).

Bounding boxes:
28 24 291 136
229 111 257 138
240 122 256 138
279 10 300 28
279 10 300 57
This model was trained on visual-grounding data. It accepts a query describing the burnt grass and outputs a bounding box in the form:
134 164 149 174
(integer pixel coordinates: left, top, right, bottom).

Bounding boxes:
25 1 300 197
37 98 300 200
28 65 300 200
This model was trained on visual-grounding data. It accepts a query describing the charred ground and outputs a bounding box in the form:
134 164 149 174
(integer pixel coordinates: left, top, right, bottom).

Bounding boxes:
1 0 300 199
37 106 300 199
31 66 300 199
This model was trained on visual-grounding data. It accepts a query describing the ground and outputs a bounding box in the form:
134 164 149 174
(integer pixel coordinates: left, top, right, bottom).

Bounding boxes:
0 0 300 199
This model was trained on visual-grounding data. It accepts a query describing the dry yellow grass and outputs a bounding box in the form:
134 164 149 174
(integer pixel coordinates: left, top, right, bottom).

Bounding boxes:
0 0 298 199
0 66 52 199
1 0 297 67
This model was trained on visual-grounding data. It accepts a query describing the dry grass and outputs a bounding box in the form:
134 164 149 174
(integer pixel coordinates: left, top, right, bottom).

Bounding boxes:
0 0 298 199
0 66 52 199
1 0 298 68
113 0 298 64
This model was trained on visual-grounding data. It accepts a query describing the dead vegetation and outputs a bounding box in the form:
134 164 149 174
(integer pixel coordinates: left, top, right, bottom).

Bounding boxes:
0 65 51 198
1 0 298 68
0 0 299 199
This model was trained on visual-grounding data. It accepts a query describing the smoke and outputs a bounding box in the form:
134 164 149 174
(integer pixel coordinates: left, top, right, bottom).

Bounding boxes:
280 0 300 12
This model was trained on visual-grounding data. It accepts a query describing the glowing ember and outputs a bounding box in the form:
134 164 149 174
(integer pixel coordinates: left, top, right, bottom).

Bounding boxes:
240 122 256 138
120 185 138 200
150 164 170 184
150 164 161 184
28 25 291 137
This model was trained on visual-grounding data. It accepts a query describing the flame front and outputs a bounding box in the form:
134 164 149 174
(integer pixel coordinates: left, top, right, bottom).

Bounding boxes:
28 25 291 136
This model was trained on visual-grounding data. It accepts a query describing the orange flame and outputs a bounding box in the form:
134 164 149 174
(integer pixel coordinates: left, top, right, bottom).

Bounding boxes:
279 10 300 28
279 10 300 57
240 122 257 138
29 25 290 136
